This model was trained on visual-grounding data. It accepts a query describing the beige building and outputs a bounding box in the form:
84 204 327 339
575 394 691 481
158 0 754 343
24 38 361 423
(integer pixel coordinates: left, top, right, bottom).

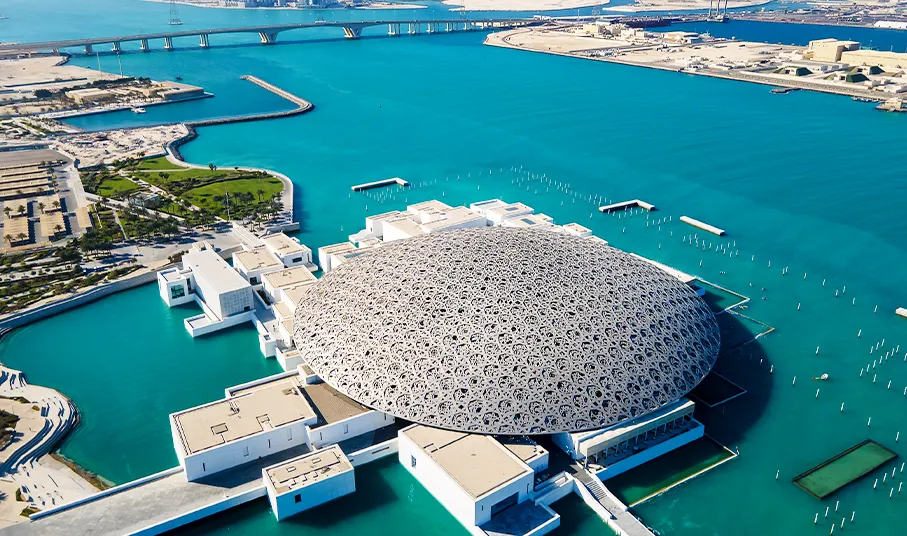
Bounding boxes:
840 49 907 71
806 38 861 62
65 88 116 105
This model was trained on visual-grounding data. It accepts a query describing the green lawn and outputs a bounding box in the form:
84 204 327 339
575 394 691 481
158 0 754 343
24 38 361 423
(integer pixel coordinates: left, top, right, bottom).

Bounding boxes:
180 177 283 217
136 156 184 171
132 168 249 188
96 176 142 198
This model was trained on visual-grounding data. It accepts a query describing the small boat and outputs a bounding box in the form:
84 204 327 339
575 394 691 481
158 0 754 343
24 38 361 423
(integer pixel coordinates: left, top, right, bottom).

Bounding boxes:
175 75 183 81
132 107 147 114
770 87 798 94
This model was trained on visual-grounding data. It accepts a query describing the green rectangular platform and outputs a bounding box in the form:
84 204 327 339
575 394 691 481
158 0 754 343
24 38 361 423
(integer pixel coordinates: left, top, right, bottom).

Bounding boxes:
793 439 898 500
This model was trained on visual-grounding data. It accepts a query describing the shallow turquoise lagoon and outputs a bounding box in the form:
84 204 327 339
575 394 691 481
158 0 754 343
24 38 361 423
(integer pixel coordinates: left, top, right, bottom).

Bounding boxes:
1 1 906 534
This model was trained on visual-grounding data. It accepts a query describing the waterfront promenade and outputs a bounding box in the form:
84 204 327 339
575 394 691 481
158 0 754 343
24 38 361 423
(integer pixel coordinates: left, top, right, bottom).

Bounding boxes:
0 446 309 536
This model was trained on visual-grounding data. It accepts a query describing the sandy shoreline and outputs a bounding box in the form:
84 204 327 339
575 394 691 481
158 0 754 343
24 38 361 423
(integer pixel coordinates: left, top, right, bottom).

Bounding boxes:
604 0 770 12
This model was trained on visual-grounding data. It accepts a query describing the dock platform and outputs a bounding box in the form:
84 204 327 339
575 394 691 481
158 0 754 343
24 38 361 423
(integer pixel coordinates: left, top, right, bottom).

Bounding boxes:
598 199 656 213
351 177 409 192
896 307 907 319
680 215 725 236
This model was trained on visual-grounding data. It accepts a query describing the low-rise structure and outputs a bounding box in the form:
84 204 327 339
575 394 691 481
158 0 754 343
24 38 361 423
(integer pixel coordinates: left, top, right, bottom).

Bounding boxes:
399 425 559 535
261 232 315 270
263 445 355 521
233 247 283 285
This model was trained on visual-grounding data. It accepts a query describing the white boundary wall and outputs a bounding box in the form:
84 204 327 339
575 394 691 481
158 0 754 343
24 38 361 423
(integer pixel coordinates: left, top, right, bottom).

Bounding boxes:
308 411 394 449
348 438 399 467
592 423 704 481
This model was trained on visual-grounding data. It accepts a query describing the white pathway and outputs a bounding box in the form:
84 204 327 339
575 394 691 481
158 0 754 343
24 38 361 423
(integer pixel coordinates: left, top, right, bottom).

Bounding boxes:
0 367 96 518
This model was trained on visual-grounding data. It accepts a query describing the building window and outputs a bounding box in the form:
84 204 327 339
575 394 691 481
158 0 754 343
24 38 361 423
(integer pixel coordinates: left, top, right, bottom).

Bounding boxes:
343 423 349 435
287 428 292 441
295 494 302 503
292 257 302 263
411 456 417 468
243 446 249 457
250 276 258 285
170 285 185 299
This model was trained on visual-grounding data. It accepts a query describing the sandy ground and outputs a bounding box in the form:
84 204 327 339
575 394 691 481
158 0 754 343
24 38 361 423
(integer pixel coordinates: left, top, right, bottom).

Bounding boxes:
604 0 770 12
0 56 119 115
53 124 191 168
443 0 609 11
0 371 98 529
494 27 632 52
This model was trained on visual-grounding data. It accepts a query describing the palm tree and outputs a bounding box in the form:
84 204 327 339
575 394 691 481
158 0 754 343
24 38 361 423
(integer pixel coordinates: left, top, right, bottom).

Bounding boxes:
3 234 11 246
37 202 45 214
16 206 26 217
208 163 217 174
3 207 10 218
16 233 26 244
256 189 265 202
53 224 63 235
52 200 61 211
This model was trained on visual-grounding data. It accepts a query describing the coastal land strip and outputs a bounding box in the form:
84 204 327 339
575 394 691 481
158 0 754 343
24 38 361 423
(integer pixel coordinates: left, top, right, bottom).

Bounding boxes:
485 26 898 102
604 0 770 12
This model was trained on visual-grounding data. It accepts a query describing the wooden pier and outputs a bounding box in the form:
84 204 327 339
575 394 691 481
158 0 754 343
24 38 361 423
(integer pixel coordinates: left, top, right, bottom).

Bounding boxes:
896 307 907 319
351 177 409 192
598 199 656 213
680 215 725 236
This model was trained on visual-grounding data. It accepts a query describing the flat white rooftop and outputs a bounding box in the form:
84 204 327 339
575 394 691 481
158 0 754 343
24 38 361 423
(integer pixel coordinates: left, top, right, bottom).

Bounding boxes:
631 253 697 285
172 375 316 456
283 283 315 305
263 266 317 290
407 199 451 214
318 242 358 256
234 248 282 272
385 217 426 238
302 382 369 426
421 206 486 230
183 248 250 295
265 444 353 495
403 425 530 500
262 233 309 256
496 436 548 467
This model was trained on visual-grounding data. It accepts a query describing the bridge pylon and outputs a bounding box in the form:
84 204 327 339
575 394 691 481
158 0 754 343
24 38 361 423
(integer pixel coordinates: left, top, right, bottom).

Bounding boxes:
343 26 363 39
259 32 278 44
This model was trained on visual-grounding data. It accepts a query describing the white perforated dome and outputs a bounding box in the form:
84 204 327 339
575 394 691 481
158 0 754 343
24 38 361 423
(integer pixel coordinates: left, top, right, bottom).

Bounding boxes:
293 226 719 435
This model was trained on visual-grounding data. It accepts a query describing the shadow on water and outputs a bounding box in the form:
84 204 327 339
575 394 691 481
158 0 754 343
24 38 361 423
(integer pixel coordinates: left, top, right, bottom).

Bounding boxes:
695 312 774 448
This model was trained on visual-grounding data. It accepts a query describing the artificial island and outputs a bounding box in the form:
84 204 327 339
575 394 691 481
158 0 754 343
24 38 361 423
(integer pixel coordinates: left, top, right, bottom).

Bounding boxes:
0 3 906 536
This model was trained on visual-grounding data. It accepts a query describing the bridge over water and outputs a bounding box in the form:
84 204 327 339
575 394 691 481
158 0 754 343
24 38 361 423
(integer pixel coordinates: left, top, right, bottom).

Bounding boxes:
0 18 536 56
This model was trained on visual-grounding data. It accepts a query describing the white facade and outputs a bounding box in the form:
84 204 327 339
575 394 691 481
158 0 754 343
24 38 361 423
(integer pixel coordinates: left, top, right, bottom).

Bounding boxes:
398 426 534 529
181 248 254 321
263 445 355 521
233 248 283 286
170 374 318 482
261 233 314 269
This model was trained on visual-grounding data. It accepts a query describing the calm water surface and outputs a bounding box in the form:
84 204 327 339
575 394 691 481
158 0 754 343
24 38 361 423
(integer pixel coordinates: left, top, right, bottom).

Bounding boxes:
1 1 906 535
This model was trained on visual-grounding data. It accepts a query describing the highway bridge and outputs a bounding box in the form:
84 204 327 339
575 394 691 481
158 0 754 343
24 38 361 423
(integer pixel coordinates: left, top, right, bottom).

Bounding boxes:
0 18 536 55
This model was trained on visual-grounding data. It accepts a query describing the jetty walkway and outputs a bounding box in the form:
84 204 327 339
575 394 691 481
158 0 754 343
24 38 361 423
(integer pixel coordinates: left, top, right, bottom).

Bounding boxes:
186 75 313 128
0 446 309 536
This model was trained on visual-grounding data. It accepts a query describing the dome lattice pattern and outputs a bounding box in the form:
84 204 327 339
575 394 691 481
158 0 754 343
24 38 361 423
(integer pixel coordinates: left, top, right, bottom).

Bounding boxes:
293 226 720 435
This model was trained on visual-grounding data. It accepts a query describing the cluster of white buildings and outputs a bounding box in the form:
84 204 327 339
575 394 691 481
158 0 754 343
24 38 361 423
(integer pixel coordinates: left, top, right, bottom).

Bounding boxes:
157 231 317 368
158 197 717 535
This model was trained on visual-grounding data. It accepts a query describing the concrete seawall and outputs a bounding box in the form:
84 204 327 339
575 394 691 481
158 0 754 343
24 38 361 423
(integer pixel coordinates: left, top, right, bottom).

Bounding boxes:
0 267 162 331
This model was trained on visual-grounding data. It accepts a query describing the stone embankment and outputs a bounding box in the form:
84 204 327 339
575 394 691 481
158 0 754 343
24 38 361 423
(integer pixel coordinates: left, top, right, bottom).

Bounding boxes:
185 75 314 128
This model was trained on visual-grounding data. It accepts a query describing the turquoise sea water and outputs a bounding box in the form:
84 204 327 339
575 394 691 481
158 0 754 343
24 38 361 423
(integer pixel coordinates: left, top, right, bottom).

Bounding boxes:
2 1 907 535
